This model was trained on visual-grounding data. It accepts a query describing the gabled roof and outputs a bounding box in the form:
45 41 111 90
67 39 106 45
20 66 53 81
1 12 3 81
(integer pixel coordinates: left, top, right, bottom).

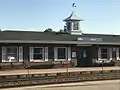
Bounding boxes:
0 30 120 45
0 31 76 41
63 11 82 21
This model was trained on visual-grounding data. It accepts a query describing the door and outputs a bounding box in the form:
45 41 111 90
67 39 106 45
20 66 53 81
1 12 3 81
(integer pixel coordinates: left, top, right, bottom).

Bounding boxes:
77 46 91 66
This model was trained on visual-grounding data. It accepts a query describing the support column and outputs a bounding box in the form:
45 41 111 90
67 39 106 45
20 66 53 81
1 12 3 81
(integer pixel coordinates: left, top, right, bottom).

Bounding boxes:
29 47 33 62
68 47 71 61
54 47 57 61
71 22 73 31
109 48 112 60
98 47 101 60
116 48 119 60
44 47 48 61
2 46 6 62
19 46 23 62
0 45 2 62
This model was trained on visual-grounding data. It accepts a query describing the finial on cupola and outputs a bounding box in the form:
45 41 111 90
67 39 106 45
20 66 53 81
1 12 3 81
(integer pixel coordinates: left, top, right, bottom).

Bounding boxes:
72 3 76 12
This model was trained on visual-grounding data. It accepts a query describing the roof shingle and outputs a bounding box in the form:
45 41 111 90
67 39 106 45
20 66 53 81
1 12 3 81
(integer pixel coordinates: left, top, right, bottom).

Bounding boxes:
0 31 120 43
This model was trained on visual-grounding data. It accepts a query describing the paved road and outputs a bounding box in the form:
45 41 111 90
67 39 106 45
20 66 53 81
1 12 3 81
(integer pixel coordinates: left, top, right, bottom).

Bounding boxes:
1 80 120 90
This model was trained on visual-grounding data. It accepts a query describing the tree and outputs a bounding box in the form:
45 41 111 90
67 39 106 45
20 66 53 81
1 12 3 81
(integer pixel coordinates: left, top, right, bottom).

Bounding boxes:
44 28 53 32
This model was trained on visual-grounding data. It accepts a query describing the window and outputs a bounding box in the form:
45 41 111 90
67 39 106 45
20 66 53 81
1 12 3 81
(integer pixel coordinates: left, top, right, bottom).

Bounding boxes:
67 22 71 30
2 46 23 62
6 47 18 62
73 22 79 30
33 47 44 60
54 47 71 61
57 48 66 59
101 48 108 59
30 47 48 62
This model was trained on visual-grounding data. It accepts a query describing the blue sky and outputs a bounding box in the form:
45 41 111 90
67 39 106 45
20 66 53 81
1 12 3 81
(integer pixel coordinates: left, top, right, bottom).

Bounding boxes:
0 0 120 34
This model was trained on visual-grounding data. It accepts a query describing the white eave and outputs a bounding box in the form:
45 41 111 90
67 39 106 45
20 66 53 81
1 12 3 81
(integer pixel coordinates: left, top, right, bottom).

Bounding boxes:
63 11 82 21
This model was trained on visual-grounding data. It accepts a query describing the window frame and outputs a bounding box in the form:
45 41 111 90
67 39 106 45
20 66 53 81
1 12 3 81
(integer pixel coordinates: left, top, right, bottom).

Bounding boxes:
55 47 67 61
31 47 44 62
73 22 79 30
98 47 110 60
100 48 109 59
2 46 19 62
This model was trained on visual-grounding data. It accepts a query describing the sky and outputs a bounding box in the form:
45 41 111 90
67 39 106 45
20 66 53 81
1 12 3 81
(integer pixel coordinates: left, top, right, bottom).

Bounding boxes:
0 0 120 34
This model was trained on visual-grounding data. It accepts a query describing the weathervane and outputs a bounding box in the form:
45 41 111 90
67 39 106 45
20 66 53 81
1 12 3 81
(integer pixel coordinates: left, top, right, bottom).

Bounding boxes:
72 3 76 11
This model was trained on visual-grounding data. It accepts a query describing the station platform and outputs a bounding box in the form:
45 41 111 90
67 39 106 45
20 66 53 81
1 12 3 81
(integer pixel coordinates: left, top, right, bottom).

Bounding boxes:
0 66 120 76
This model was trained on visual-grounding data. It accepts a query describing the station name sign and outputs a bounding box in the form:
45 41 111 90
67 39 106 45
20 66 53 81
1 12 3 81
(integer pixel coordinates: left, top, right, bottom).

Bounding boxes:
77 37 103 42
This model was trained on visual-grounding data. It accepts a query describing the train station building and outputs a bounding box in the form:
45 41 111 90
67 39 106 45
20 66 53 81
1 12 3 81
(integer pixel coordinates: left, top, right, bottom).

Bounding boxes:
0 10 120 69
